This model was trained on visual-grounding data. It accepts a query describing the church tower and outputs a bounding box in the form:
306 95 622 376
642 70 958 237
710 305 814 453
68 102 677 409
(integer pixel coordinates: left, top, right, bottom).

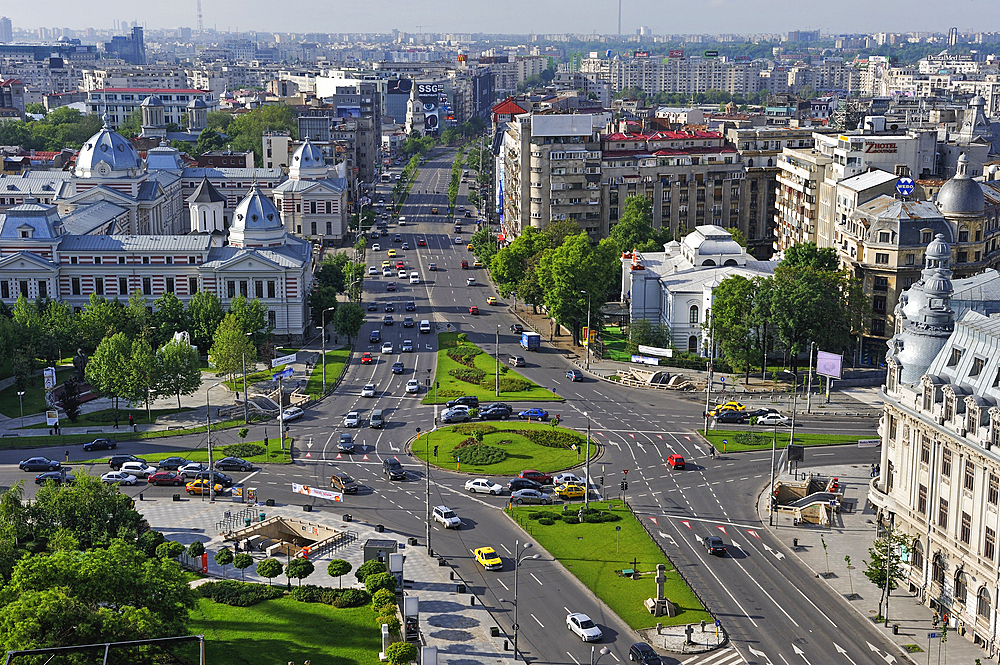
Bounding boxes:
140 95 166 139
405 84 424 137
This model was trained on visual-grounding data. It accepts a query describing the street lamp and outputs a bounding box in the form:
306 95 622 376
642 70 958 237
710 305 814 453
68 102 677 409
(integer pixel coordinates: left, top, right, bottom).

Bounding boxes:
17 391 24 428
499 541 540 661
591 646 611 665
206 381 223 503
417 426 432 557
583 410 592 509
319 306 336 394
351 278 363 304
495 324 500 397
581 290 591 371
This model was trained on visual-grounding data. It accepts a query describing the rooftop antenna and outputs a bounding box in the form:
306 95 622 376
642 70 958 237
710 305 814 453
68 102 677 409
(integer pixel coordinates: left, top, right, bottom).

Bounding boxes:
197 0 203 34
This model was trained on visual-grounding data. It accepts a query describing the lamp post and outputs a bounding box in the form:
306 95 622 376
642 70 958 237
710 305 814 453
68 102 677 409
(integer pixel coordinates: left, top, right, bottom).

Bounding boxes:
351 278 363 304
495 324 500 397
206 382 222 503
591 646 611 665
417 426 432 557
319 306 336 395
581 290 591 371
17 391 24 428
499 540 539 661
583 410 592 509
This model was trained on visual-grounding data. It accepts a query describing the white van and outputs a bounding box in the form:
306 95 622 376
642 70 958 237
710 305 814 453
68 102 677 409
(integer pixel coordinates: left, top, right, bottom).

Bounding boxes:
419 320 431 333
409 271 420 284
398 216 406 226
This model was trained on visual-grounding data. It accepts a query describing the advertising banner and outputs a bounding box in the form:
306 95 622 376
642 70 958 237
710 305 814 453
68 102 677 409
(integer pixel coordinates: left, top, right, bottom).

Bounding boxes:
668 49 685 58
292 483 343 502
631 355 660 366
816 351 843 379
637 344 673 357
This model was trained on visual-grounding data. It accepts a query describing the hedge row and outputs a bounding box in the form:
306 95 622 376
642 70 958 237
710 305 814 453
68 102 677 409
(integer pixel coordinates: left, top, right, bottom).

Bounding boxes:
223 443 267 458
480 376 533 392
527 508 621 525
198 580 285 606
450 367 486 384
289 585 369 608
520 428 584 450
446 346 482 367
452 443 506 465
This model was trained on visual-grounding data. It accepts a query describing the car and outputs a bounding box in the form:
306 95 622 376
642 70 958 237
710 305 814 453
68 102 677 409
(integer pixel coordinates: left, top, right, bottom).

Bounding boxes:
461 260 469 270
398 269 407 279
394 234 402 242
520 469 553 484
361 352 373 364
384 302 395 312
566 369 583 381
381 260 391 269
35 471 75 485
441 408 471 423
338 433 355 453
433 505 462 528
508 477 544 493
401 242 410 250
193 470 233 487
383 314 394 326
487 296 497 305
417 237 426 246
455 236 463 244
387 248 397 257
372 243 381 251
720 401 746 412
386 282 396 292
567 613 603 642
465 478 504 495
120 461 156 478
403 316 414 327
466 277 476 286
703 535 727 555
368 301 379 311
405 301 416 311
467 244 474 252
509 355 526 367
745 407 779 418
468 305 479 315
518 408 549 421
510 324 524 334
343 411 361 428
479 406 510 420
757 413 792 426
447 396 479 408
473 259 483 268
668 454 686 470
474 546 503 571
465 210 472 217
406 379 420 394
391 361 404 374
282 406 305 422
362 383 377 397
554 472 584 486
383 457 406 480
330 472 359 494
177 462 210 478
148 471 184 486
628 642 662 665
401 339 414 352
715 410 748 424
101 471 137 485
429 262 437 271
395 260 405 270
109 454 146 469
381 342 394 354
215 457 253 472
186 479 224 495
370 330 381 343
554 483 587 499
83 437 116 451
511 488 552 505
368 266 378 275
383 267 393 277
155 457 190 471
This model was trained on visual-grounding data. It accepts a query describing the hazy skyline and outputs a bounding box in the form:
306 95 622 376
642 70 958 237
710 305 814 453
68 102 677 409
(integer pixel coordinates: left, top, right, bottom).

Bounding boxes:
5 0 996 39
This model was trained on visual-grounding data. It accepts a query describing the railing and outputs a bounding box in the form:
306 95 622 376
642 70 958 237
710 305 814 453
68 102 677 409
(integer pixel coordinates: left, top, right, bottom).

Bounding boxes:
217 506 260 534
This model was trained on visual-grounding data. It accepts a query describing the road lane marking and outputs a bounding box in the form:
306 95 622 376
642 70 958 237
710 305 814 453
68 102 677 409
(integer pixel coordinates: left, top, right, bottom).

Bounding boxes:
530 613 544 627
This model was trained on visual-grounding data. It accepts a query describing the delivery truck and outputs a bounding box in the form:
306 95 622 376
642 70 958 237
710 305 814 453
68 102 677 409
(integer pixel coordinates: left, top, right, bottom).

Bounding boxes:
520 331 541 351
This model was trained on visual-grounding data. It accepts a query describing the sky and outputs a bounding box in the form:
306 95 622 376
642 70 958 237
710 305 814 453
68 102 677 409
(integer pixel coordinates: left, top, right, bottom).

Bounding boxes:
6 0 996 38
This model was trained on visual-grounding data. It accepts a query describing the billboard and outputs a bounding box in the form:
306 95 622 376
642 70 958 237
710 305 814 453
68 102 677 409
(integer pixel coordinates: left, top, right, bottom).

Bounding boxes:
634 51 650 58
668 49 685 58
495 152 505 218
703 50 719 58
816 351 843 379
417 82 443 136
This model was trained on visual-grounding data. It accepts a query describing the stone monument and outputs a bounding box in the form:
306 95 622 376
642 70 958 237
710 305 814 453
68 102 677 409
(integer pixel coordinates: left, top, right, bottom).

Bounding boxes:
644 563 677 617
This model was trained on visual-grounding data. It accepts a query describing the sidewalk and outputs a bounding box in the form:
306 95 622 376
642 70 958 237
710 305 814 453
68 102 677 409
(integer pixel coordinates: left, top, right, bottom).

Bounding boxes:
134 495 512 664
757 463 997 665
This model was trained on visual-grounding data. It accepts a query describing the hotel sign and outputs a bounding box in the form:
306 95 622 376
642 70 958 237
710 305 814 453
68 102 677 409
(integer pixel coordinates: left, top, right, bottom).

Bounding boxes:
864 142 898 154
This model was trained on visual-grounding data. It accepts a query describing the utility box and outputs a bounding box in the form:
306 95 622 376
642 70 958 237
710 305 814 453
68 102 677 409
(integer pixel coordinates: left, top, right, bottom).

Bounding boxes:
363 538 398 563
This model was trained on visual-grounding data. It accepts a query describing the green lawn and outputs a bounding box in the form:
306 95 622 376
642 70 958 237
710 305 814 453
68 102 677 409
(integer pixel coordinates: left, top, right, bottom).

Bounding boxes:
412 422 592 476
423 332 561 404
82 438 291 466
223 364 288 392
510 501 711 629
600 325 632 362
700 428 869 453
187 595 383 665
0 367 74 418
304 349 351 398
20 407 193 429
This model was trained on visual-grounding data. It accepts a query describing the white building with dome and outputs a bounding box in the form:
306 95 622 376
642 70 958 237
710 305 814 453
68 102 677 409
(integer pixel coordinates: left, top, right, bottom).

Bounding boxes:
272 137 349 241
621 225 777 354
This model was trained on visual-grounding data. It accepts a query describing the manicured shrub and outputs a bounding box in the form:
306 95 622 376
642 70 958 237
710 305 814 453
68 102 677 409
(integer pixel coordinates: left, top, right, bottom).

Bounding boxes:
449 367 485 384
451 443 506 465
365 571 397 595
223 443 266 458
451 423 497 436
371 588 395 611
199 580 284 606
537 518 555 526
290 584 337 604
333 588 369 608
480 376 532 392
386 642 418 665
378 612 401 633
521 429 585 450
355 559 386 582
562 516 580 525
735 432 769 446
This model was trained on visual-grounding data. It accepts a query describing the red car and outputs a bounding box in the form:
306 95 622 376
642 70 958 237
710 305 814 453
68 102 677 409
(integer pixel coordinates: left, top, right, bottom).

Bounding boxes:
395 260 405 270
469 306 479 315
668 454 685 470
387 282 396 291
148 471 184 486
417 238 426 246
520 469 552 484
361 352 373 364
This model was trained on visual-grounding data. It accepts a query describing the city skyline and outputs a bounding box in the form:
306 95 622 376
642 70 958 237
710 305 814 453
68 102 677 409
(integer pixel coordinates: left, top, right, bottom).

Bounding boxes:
2 0 996 40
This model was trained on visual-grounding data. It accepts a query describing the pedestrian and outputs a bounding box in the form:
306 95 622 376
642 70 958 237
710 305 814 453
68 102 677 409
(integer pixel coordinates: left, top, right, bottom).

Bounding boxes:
114 414 119 429
870 463 876 478
933 611 939 626
128 413 134 428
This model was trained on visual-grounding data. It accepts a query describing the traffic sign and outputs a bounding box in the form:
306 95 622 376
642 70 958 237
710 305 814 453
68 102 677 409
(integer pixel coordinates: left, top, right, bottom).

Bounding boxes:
272 353 297 368
720 377 725 383
512 623 519 631
272 366 293 381
715 619 722 627
928 633 939 639
615 526 622 531
896 177 915 197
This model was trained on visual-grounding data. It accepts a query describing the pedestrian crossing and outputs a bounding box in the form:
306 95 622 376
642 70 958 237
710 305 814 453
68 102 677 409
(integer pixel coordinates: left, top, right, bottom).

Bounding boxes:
680 646 745 665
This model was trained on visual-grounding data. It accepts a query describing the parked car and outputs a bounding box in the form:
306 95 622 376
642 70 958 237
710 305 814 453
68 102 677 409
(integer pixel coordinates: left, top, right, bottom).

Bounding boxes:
703 535 727 556
338 433 355 453
214 457 253 472
83 438 116 451
465 478 503 495
343 411 361 428
519 469 553 484
19 457 61 472
383 457 406 480
518 408 548 421
508 478 543 493
109 454 146 470
154 457 189 471
511 488 552 505
567 613 603 642
120 461 156 478
479 406 509 420
148 471 184 486
35 471 75 485
433 505 462 528
282 406 304 422
186 479 224 495
101 471 137 485
177 462 210 478
330 472 359 494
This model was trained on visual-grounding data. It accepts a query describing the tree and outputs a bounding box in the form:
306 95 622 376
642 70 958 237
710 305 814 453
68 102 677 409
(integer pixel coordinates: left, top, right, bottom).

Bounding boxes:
286 557 315 586
155 337 203 409
215 547 234 579
863 525 908 619
209 313 257 380
78 294 127 352
256 558 283 586
327 559 352 588
609 195 655 253
542 219 583 248
61 377 83 422
85 332 132 410
187 290 225 353
385 642 418 665
223 105 297 165
156 541 185 560
11 349 33 395
490 227 551 296
186 541 205 559
727 227 749 248
355 558 386 583
26 474 147 550
711 275 758 376
25 103 46 116
365 571 397 595
125 338 157 414
315 252 349 292
233 552 253 582
781 242 840 271
125 290 151 341
194 127 227 156
229 294 269 341
309 286 339 327
770 266 855 371
151 292 190 347
333 302 365 344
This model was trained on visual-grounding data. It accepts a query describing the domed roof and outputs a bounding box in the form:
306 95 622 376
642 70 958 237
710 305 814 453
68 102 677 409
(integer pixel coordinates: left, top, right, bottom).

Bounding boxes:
74 115 143 178
228 183 286 248
926 232 951 261
971 95 987 107
187 98 208 109
289 137 328 179
141 95 163 107
937 154 984 216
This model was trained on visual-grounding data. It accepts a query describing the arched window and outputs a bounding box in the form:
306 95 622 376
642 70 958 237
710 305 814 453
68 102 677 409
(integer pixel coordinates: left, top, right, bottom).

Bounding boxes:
747 158 754 167
689 306 699 324
979 587 992 618
688 335 698 354
702 259 717 266
767 158 774 167
911 539 923 571
932 555 946 586
955 570 968 604
724 259 738 266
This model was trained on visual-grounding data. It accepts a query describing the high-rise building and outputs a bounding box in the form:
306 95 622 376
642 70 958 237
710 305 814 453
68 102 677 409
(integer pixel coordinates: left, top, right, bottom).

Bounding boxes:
0 17 12 44
104 26 146 65
948 27 959 47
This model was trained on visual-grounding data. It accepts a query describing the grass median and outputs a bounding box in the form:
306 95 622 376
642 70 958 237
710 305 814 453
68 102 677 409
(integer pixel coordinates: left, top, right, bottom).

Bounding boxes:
304 348 351 397
412 421 591 476
82 439 291 466
509 501 711 629
700 428 869 452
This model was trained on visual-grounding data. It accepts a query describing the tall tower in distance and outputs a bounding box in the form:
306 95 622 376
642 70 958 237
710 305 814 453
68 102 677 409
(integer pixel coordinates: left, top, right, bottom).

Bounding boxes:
197 0 204 34
0 17 12 44
948 27 958 46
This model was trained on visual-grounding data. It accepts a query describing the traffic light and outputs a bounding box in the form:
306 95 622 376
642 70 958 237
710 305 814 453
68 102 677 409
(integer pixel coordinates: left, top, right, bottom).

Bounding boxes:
433 445 439 457
620 481 628 491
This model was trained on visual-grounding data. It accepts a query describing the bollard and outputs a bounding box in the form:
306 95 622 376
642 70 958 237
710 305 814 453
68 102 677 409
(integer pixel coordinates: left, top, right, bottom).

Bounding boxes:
470 595 475 606
375 524 385 533
893 624 899 635
491 626 500 637
343 514 352 522
139 492 144 502
503 640 509 651
450 571 454 580
456 583 466 593
793 538 799 547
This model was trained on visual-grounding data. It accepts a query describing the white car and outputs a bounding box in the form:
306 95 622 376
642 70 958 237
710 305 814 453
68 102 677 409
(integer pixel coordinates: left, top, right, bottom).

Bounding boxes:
398 269 408 279
120 461 156 478
406 379 419 394
177 462 210 478
368 266 378 276
362 383 377 398
554 472 584 486
433 505 462 529
454 236 463 244
465 478 504 495
282 406 304 422
383 267 393 277
372 243 381 251
344 411 361 428
381 342 394 354
566 613 603 642
101 471 138 485
757 413 791 426
466 277 476 286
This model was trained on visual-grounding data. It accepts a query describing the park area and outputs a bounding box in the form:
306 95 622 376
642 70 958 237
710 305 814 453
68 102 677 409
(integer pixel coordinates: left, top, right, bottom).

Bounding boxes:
700 428 865 452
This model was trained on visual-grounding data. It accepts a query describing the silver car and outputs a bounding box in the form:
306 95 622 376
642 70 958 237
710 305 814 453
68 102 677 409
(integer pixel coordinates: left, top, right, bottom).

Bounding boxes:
344 411 361 427
511 488 552 505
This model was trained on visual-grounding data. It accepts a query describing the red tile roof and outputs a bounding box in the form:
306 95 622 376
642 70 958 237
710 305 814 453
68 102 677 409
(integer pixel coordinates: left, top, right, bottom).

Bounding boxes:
602 130 723 141
492 98 527 116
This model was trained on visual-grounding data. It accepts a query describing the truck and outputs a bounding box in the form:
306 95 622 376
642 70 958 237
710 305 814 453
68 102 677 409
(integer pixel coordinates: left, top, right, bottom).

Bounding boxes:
520 331 541 351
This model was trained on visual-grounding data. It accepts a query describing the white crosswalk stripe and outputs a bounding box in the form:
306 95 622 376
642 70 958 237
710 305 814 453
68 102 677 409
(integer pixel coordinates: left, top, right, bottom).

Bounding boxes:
680 646 745 665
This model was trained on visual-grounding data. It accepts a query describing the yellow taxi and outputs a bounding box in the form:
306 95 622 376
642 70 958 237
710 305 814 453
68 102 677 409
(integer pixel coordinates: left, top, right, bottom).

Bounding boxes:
473 259 482 268
388 248 397 258
381 260 391 269
554 483 586 499
185 479 224 495
708 401 746 417
487 296 498 306
474 546 503 571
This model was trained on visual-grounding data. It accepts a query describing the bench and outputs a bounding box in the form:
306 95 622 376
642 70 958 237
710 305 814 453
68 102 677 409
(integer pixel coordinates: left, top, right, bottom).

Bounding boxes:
621 568 634 577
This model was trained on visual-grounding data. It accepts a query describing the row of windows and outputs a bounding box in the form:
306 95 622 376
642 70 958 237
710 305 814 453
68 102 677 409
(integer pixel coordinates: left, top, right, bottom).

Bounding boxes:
64 256 200 265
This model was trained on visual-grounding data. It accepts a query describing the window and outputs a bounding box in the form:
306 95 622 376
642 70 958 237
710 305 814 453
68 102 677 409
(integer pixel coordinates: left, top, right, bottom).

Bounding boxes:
239 281 248 297
933 555 946 585
268 310 276 328
948 347 963 366
905 254 915 265
227 281 236 298
918 484 928 514
990 473 999 505
871 319 886 336
189 277 197 294
689 306 699 324
879 231 891 243
142 277 151 296
986 529 997 562
165 277 174 293
921 435 931 464
94 257 101 265
38 281 46 298
0 282 8 299
875 252 889 264
979 587 993 618
119 277 128 295
912 540 924 571
942 448 952 477
971 357 986 376
958 251 968 263
924 386 933 410
142 256 150 264
874 276 889 291
94 278 103 296
956 571 968 602
70 256 77 264
961 512 972 544
964 460 976 492
267 281 276 298
873 296 887 312
255 281 263 298
959 229 969 242
923 231 933 243
119 256 125 264
71 277 80 295
939 498 949 529
166 257 173 265
311 222 317 235
688 335 698 353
